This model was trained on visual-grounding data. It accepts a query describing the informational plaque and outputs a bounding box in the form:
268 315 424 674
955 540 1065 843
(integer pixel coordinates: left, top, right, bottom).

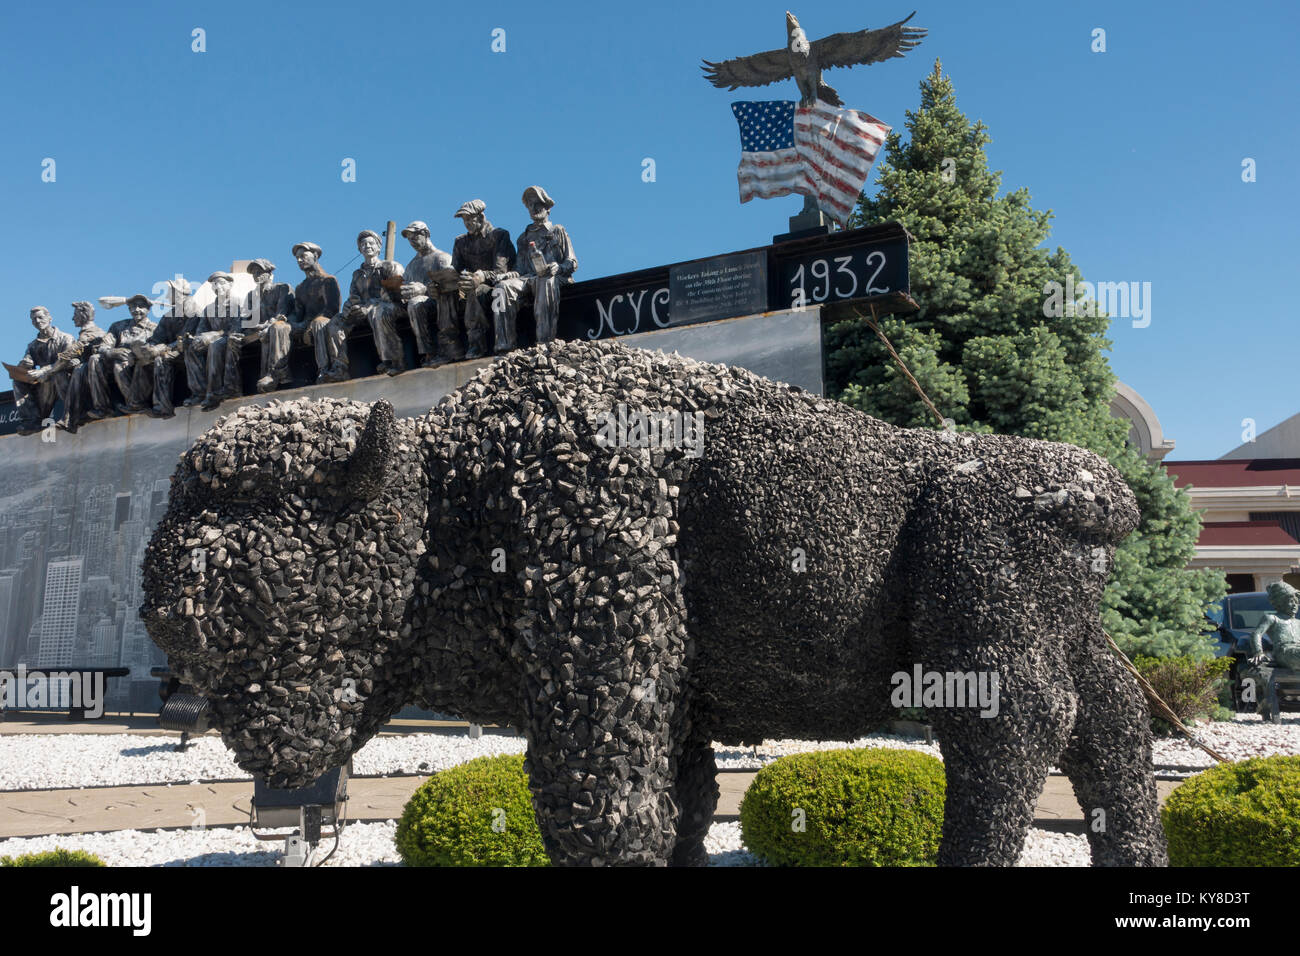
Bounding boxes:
668 251 768 327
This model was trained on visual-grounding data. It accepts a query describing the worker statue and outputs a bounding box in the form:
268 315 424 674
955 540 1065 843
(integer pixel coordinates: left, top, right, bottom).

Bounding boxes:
492 186 577 353
8 306 76 435
57 301 116 432
330 230 406 378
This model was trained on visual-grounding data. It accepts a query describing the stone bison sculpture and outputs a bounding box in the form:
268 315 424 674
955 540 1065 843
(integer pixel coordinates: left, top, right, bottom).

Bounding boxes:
141 339 1168 866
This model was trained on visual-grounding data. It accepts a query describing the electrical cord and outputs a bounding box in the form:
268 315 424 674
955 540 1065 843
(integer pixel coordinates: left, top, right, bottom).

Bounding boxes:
313 798 348 867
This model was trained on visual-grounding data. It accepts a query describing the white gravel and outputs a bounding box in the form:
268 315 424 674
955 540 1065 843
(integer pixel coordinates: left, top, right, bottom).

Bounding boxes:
713 731 943 769
1017 829 1090 867
1149 712 1300 774
0 823 401 867
0 732 527 791
0 820 1085 867
4 713 1293 791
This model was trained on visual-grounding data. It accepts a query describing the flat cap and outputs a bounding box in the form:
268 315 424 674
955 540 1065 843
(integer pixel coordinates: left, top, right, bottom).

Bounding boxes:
356 229 381 246
400 220 430 238
247 258 276 275
292 241 323 259
454 199 486 219
207 271 234 284
521 185 554 210
125 294 153 309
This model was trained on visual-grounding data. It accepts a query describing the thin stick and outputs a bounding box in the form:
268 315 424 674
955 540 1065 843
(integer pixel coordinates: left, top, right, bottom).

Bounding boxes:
854 303 946 427
1104 631 1227 763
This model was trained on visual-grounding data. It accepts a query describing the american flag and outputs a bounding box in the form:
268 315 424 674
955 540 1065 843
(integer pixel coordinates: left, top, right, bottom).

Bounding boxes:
731 100 889 226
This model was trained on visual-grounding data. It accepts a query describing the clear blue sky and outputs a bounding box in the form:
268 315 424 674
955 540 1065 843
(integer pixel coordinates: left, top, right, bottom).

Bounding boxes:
1 0 1295 459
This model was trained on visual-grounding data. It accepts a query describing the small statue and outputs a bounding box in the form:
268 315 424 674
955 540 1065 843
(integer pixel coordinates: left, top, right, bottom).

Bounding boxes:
451 200 515 359
1248 582 1300 669
8 306 76 435
102 293 161 413
493 186 577 353
1244 582 1300 720
331 230 406 378
289 242 342 384
398 221 458 367
57 301 116 432
237 258 296 394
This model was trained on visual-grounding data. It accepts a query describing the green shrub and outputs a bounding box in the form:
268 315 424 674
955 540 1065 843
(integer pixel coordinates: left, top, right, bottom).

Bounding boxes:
0 848 106 867
1134 656 1233 733
739 747 945 866
395 754 549 867
1162 756 1300 866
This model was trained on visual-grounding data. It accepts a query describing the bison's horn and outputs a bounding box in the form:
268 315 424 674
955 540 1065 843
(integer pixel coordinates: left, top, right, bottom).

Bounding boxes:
344 400 397 501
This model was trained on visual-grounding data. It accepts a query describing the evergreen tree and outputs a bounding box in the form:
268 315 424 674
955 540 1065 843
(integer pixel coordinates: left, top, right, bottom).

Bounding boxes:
827 61 1224 659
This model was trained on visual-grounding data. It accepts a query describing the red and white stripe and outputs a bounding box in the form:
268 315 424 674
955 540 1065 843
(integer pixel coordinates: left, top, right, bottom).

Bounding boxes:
793 103 889 224
738 147 815 204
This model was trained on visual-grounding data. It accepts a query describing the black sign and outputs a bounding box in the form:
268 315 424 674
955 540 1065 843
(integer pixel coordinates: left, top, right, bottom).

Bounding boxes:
0 398 29 436
563 278 673 342
668 251 768 327
557 221 911 343
776 241 909 313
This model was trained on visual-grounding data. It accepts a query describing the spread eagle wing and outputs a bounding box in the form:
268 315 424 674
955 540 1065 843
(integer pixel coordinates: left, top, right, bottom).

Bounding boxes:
812 11 927 71
700 46 792 91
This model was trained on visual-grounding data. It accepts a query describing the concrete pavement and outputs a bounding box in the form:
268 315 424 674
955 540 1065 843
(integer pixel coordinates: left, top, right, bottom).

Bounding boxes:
0 770 1182 840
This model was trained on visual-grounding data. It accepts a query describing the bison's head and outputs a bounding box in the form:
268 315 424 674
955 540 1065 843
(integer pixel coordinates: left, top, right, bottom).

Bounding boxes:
141 397 430 788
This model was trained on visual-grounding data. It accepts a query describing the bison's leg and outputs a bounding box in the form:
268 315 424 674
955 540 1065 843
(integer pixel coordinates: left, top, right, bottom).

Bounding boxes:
1057 626 1169 866
926 664 1075 867
519 557 692 866
521 641 688 865
668 721 719 867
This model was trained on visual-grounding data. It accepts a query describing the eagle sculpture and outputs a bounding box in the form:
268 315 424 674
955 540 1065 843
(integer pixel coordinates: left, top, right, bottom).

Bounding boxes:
702 10 927 107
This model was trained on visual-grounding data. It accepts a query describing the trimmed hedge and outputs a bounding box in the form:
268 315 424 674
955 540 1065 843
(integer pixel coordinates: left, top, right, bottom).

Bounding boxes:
1162 756 1300 866
739 747 946 866
1 848 106 867
395 754 549 867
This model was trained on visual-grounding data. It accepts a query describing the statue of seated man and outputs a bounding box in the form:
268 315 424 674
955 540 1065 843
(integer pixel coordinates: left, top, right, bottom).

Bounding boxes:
102 293 161 413
451 199 515 359
329 230 406 378
186 271 243 410
289 242 342 384
492 186 577 353
137 279 202 417
236 258 295 394
58 301 116 432
1245 581 1300 718
398 221 457 368
10 306 76 435
1250 582 1300 671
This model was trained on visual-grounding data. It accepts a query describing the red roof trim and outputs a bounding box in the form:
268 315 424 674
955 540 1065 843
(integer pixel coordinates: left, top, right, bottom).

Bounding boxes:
1197 520 1299 547
1164 459 1300 488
